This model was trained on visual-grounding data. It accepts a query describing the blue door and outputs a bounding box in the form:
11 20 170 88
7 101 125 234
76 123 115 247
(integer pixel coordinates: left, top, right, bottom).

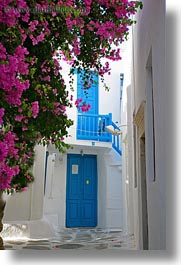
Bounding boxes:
77 71 99 139
77 70 98 114
66 154 97 227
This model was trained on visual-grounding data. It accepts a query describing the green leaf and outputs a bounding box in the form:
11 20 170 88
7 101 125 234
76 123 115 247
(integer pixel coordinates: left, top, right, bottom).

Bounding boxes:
27 110 32 118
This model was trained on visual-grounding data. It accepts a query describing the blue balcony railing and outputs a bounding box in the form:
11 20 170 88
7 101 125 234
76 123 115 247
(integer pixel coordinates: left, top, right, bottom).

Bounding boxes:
77 113 112 142
111 122 122 156
76 113 122 156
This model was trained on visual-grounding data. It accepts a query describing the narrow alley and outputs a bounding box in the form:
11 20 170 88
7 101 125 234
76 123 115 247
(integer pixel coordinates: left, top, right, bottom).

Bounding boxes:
2 225 135 250
0 0 166 252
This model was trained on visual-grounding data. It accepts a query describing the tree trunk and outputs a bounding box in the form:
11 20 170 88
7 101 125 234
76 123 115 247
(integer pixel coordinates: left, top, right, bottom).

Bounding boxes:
0 191 6 250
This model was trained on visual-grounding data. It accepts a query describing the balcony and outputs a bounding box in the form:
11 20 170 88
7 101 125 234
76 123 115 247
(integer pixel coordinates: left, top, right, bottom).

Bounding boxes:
77 113 122 155
77 113 112 142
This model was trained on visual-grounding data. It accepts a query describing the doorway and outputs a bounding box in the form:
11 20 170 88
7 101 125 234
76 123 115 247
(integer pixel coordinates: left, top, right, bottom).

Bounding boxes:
66 154 97 227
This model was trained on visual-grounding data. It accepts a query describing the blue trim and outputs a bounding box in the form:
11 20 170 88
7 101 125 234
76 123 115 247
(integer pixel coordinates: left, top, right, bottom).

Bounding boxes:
111 122 122 156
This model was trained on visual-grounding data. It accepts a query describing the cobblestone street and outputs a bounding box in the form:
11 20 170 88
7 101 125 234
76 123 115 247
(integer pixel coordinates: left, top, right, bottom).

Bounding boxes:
2 225 136 250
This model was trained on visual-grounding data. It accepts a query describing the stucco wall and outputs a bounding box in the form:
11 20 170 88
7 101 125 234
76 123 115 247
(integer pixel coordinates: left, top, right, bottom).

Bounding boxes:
132 0 166 249
43 147 123 231
4 145 46 222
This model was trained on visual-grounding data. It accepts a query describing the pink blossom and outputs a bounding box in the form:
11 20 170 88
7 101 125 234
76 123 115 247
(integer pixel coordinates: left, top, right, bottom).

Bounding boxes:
52 89 57 95
18 108 23 113
21 12 30 23
53 102 60 107
0 164 19 190
0 108 5 125
37 32 45 43
72 39 81 56
42 75 51 82
81 103 91 112
15 115 24 122
75 98 83 108
52 12 56 17
61 106 66 112
0 43 6 60
14 45 29 58
21 187 28 192
31 101 39 118
29 20 39 32
0 142 8 162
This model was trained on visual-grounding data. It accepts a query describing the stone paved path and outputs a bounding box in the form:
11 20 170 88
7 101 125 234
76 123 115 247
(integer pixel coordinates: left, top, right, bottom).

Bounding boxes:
2 228 136 250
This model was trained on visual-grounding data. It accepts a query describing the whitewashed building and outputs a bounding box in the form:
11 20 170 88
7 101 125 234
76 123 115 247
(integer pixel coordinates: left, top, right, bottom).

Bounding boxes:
4 55 128 233
43 60 124 231
121 0 166 250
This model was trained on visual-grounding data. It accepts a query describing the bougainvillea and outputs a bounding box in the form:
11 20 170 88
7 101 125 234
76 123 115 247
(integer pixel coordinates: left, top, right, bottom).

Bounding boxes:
0 0 142 192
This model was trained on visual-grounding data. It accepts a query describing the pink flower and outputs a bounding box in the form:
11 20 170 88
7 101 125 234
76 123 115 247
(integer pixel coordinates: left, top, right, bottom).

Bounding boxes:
21 12 30 23
81 103 91 112
52 12 56 17
15 115 24 122
61 106 66 112
42 75 51 82
52 89 57 95
21 187 28 192
0 142 8 162
75 98 82 108
0 164 19 190
0 108 5 125
31 101 39 118
37 32 45 43
0 44 6 60
14 45 29 58
29 20 39 32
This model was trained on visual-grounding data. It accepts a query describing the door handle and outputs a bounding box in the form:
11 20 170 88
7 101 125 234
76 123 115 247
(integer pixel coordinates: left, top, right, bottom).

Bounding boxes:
85 180 90 185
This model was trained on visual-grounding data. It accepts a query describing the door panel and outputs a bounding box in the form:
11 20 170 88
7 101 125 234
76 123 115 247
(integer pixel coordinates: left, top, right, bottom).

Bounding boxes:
81 201 96 227
77 71 99 140
66 157 82 200
66 201 81 227
77 71 98 115
66 154 97 227
83 157 97 200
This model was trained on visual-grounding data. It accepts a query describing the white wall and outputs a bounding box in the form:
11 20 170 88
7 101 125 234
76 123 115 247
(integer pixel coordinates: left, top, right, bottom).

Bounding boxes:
130 0 166 250
43 152 67 229
4 145 46 222
44 146 123 231
121 84 136 236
